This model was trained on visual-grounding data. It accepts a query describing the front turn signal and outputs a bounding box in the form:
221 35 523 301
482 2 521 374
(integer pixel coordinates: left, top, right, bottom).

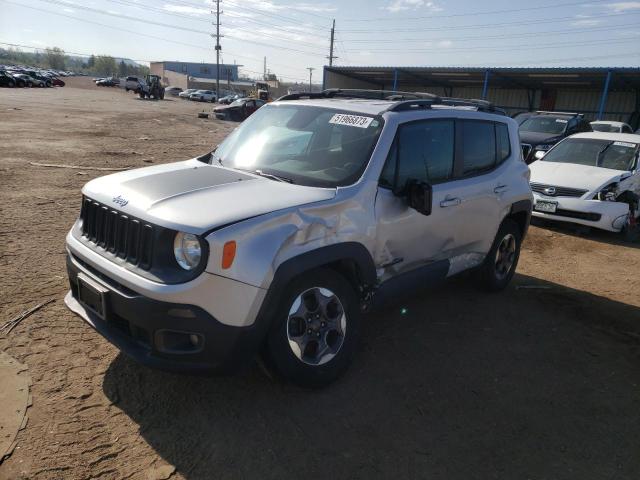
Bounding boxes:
222 241 236 269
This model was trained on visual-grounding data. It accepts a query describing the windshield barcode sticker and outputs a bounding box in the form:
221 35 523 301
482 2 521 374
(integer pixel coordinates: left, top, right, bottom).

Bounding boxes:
613 141 637 148
329 114 374 128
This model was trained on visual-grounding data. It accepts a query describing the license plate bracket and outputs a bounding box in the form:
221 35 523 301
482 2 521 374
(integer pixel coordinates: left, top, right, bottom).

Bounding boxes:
534 200 558 213
77 273 109 320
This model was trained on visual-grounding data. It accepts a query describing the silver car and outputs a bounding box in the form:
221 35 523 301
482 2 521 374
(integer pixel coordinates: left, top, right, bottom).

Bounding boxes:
64 90 532 386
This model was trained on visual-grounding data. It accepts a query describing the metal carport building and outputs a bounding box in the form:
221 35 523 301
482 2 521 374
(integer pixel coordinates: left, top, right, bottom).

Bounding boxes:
322 66 640 128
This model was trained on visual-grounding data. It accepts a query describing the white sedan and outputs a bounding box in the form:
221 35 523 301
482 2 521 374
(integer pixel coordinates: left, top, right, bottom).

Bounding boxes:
189 90 217 102
529 132 640 234
590 121 634 134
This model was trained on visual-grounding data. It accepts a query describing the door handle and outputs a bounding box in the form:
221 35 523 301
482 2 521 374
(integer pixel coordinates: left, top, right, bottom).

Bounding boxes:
494 185 509 194
440 197 461 208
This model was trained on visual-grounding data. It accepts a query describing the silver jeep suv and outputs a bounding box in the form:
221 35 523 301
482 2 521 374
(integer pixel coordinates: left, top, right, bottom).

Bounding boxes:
64 90 533 387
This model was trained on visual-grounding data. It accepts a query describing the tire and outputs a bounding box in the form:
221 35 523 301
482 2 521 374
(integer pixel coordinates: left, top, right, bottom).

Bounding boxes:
265 268 360 388
139 91 145 99
8 80 15 88
476 219 522 292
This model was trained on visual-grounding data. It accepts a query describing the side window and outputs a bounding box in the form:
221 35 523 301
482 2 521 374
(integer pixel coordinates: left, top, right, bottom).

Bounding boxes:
379 120 455 188
461 120 496 175
496 123 511 164
623 125 633 133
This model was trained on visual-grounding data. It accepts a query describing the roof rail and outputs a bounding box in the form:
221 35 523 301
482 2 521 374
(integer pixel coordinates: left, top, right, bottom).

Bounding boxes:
277 88 439 102
535 110 582 116
277 89 506 116
387 96 506 115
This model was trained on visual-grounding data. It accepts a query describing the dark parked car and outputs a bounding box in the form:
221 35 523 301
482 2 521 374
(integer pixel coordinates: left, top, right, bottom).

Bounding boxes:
213 98 265 121
0 70 16 87
51 77 65 87
518 111 592 163
96 77 118 87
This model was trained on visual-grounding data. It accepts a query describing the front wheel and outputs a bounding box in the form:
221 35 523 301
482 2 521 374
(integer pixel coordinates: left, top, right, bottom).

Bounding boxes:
265 268 360 388
476 219 522 291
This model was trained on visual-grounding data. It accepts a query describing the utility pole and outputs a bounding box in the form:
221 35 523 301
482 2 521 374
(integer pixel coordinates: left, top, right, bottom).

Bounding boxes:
213 0 222 100
307 67 314 92
263 56 266 80
327 19 337 66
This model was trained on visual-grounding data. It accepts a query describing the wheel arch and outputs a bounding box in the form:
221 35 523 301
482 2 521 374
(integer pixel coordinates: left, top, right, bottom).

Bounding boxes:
255 242 376 332
505 199 532 238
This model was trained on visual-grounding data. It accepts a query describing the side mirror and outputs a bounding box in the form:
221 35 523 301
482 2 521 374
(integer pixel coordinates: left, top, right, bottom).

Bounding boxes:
407 180 433 216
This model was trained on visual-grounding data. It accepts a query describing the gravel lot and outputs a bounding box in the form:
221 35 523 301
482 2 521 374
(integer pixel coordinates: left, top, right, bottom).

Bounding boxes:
1 78 639 480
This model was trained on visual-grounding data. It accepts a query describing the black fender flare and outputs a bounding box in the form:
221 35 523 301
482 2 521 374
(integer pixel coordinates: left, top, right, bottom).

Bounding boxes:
254 242 376 335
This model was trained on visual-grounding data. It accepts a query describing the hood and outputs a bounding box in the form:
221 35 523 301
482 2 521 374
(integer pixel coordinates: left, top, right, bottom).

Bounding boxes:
214 105 235 112
529 160 629 193
81 159 336 234
519 131 563 146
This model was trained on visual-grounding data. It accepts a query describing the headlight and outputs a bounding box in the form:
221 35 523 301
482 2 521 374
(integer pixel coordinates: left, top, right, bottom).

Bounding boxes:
173 232 202 270
534 150 546 159
596 182 618 201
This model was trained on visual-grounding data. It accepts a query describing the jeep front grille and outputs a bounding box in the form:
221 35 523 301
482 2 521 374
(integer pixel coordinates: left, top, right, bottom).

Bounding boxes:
79 197 154 270
530 182 588 198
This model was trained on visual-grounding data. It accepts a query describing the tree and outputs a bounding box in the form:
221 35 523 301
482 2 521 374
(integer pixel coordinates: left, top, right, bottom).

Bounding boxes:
87 54 95 69
45 47 66 70
93 55 117 76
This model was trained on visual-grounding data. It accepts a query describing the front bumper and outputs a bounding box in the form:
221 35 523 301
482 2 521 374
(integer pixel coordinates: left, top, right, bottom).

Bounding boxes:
65 254 269 373
531 192 629 232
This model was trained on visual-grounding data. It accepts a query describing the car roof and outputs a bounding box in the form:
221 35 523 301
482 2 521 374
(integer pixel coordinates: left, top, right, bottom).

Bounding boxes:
590 120 626 126
571 132 640 142
270 98 397 115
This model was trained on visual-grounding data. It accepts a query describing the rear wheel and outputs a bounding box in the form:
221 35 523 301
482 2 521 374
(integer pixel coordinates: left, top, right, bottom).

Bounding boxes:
265 268 360 388
477 219 522 291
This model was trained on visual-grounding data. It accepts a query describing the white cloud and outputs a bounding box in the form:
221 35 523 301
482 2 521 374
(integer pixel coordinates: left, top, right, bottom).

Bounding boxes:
606 2 640 11
437 39 452 47
384 0 443 13
63 7 75 13
163 4 209 16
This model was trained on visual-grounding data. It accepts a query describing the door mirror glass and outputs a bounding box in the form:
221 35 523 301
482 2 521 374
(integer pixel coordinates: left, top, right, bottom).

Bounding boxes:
407 180 432 216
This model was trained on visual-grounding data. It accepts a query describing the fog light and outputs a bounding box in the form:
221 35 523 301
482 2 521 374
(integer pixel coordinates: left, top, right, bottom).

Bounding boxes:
189 334 200 346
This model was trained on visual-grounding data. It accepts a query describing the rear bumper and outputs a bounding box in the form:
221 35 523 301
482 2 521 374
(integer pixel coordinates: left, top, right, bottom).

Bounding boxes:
532 193 629 232
65 254 269 374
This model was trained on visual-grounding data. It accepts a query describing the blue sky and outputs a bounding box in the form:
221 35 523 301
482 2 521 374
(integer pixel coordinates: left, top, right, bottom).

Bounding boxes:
1 0 639 83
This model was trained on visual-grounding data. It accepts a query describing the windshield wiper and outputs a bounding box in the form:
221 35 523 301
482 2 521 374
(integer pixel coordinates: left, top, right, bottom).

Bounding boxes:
253 169 294 183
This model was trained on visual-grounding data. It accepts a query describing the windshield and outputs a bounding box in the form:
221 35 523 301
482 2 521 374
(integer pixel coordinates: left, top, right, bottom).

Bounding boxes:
520 116 568 135
229 99 247 107
214 104 384 187
590 123 620 133
542 138 638 171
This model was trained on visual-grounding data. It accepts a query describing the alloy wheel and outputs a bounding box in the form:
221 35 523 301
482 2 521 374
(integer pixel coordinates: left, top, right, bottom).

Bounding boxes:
286 287 346 366
495 233 516 280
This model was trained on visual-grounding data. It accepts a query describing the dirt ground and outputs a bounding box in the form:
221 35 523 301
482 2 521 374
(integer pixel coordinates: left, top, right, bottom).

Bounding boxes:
0 78 639 480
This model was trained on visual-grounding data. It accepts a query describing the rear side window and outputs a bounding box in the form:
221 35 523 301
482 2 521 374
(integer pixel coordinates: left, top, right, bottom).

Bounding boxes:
460 120 496 175
496 123 511 164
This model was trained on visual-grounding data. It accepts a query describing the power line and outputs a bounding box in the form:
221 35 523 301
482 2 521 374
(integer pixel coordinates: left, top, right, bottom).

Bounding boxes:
338 11 639 33
342 22 640 44
1 1 315 80
343 38 639 54
27 0 328 57
341 0 603 22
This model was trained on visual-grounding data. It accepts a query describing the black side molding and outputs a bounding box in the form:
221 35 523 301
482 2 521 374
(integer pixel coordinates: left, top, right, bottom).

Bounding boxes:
371 259 450 310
